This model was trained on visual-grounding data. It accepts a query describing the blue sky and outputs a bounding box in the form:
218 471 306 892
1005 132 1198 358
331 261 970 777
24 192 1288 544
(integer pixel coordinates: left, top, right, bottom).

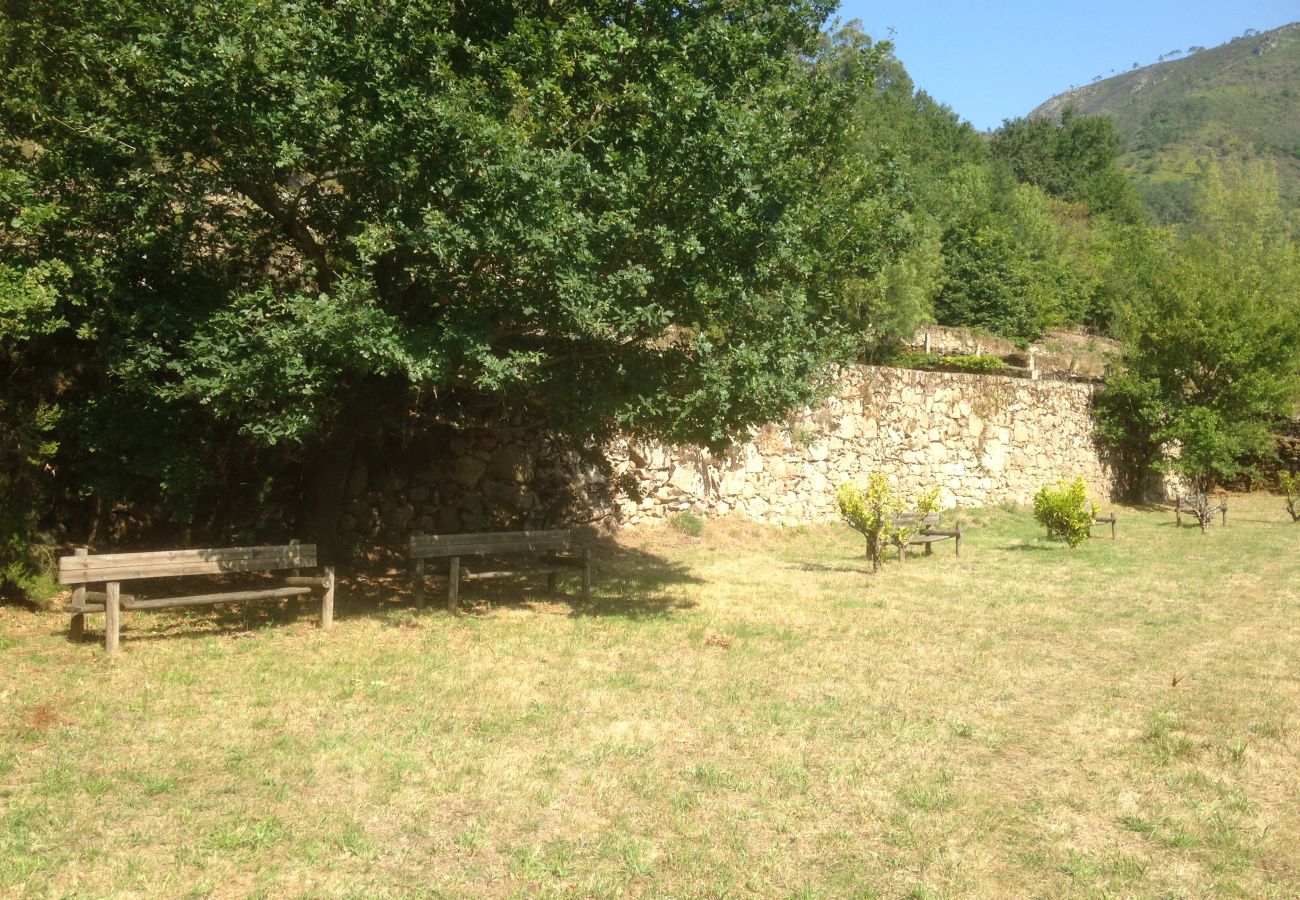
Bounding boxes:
834 2 1300 130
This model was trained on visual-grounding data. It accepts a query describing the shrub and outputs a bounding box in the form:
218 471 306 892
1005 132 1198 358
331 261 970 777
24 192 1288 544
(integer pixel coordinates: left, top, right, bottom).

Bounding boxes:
1280 472 1300 522
891 350 1007 374
837 476 941 573
915 487 941 516
668 510 705 538
942 354 1008 374
838 476 903 573
1032 476 1098 548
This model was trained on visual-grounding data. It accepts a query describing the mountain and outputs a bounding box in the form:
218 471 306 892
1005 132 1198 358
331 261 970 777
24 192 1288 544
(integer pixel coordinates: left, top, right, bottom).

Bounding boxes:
1030 22 1300 223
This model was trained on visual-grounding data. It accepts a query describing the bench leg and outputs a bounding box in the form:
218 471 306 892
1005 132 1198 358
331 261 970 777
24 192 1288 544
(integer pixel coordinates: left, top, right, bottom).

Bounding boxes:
70 580 86 640
897 544 905 562
546 572 557 593
448 556 460 612
580 549 591 602
413 557 426 610
955 530 962 558
924 541 933 557
320 566 335 629
104 581 121 655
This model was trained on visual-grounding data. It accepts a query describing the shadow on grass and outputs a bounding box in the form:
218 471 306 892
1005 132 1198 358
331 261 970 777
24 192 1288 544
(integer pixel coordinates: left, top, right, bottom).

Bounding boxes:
387 532 702 621
53 531 703 645
1000 542 1061 552
792 561 876 576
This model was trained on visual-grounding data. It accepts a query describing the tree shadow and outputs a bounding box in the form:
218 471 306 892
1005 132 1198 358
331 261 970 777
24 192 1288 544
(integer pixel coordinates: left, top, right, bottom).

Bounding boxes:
792 560 875 575
52 531 704 645
361 532 702 621
1000 542 1060 552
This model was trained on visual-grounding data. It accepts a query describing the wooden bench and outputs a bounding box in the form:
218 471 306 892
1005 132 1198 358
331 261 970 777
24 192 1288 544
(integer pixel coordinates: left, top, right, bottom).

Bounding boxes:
1174 493 1228 529
58 542 334 654
1091 513 1118 539
410 530 591 611
891 513 963 561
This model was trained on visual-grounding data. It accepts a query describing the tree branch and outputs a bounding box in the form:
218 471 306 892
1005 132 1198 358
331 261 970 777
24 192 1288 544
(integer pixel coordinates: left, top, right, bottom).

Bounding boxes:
231 175 336 292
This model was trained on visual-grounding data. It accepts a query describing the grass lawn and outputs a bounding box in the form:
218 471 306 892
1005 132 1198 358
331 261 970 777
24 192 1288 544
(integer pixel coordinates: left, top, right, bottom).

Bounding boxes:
2 494 1298 897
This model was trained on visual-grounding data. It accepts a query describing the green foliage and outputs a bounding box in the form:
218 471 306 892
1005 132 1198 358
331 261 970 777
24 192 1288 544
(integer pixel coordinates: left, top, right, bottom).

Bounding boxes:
1032 477 1098 548
891 351 1006 374
930 167 1100 342
914 487 941 517
836 475 939 573
832 25 1139 347
1096 158 1300 496
837 476 904 573
0 2 912 552
1279 472 1300 523
1031 24 1300 222
990 109 1143 223
668 511 705 539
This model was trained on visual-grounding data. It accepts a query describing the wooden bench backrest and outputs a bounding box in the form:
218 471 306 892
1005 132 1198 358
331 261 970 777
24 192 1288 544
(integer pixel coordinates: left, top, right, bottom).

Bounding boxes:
58 544 317 585
410 530 571 559
891 513 940 527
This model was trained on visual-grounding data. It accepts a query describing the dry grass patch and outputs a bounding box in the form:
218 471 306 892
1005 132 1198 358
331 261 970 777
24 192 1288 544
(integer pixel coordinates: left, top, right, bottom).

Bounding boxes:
1 493 1298 896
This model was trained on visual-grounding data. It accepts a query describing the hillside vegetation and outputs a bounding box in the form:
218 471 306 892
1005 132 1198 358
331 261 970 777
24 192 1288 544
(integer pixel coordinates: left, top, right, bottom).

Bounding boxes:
1031 23 1300 223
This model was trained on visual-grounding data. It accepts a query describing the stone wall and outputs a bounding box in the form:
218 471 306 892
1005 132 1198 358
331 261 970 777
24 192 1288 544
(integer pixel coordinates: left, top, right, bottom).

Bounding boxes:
607 365 1113 525
335 365 1114 543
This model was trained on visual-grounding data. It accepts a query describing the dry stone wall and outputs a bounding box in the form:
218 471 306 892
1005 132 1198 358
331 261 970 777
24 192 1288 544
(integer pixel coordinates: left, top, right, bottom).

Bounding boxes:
608 365 1113 525
337 364 1114 543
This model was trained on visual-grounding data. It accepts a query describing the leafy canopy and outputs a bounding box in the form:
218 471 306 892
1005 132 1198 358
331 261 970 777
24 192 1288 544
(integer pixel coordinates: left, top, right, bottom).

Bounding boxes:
1096 158 1300 494
0 2 910 538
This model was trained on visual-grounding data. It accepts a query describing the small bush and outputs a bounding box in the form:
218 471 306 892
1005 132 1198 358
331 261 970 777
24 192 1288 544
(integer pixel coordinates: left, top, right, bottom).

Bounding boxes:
943 354 1008 374
1032 476 1098 548
915 486 941 516
891 350 1007 374
838 476 941 573
668 510 705 537
838 475 903 573
1280 472 1300 522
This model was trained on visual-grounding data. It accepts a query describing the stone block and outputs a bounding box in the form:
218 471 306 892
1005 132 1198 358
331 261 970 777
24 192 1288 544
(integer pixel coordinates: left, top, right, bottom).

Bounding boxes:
488 443 535 483
454 455 488 489
385 502 413 529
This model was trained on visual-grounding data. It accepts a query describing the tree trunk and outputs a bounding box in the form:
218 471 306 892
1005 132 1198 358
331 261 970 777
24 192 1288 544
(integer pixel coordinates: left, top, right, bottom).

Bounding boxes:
301 392 374 559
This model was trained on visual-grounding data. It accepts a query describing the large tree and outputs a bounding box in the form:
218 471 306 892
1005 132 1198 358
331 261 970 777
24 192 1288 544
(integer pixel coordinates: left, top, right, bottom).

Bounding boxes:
0 1 909 547
1096 158 1300 496
990 108 1143 224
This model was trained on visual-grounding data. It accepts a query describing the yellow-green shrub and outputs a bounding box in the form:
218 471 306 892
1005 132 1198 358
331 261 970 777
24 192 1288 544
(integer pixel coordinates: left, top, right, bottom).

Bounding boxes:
1032 476 1097 548
837 475 939 573
1280 471 1300 522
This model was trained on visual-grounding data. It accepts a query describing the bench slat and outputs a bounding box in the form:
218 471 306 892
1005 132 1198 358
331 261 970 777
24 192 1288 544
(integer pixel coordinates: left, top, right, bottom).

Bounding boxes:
411 530 571 558
462 565 576 581
59 545 317 584
122 586 313 611
905 532 959 544
891 514 939 525
63 603 106 614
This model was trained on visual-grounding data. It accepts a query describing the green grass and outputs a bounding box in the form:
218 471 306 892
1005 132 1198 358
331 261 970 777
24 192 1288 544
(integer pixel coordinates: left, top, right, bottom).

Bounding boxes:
2 494 1298 896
